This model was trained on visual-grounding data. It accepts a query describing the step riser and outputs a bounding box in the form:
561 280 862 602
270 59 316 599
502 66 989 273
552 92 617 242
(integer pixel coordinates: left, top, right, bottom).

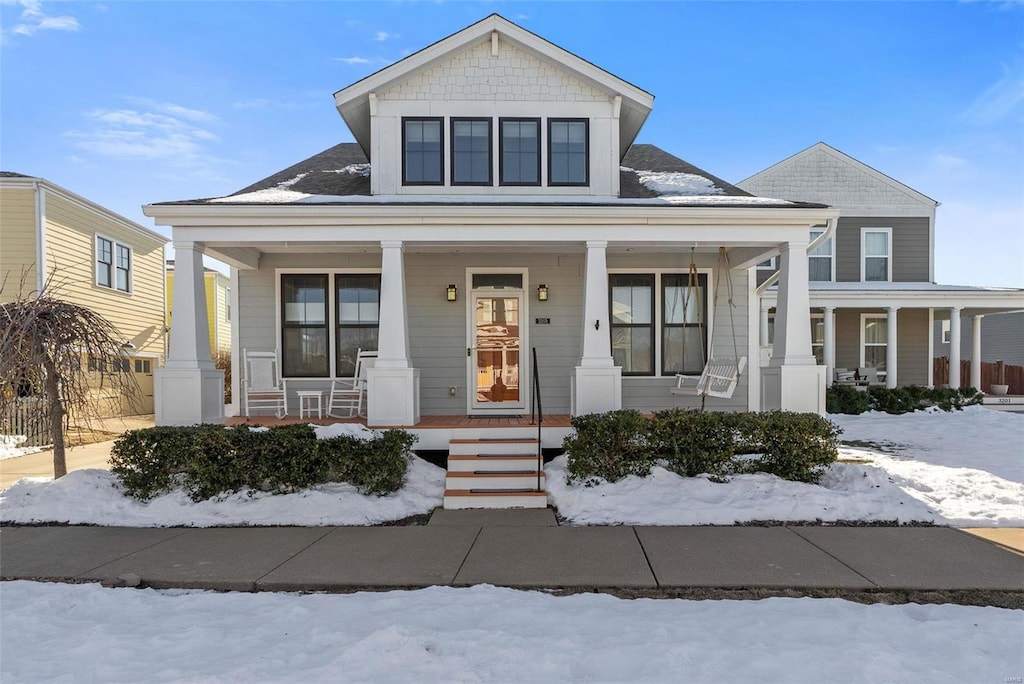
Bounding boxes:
445 474 546 489
448 441 538 456
443 495 548 510
447 457 540 472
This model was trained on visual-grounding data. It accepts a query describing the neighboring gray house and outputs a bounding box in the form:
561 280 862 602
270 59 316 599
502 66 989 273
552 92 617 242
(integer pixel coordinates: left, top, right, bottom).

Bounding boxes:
739 142 1024 392
935 312 1024 367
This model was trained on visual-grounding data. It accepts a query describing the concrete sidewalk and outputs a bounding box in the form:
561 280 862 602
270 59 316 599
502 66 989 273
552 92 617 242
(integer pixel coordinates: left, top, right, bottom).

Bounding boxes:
2 509 1022 594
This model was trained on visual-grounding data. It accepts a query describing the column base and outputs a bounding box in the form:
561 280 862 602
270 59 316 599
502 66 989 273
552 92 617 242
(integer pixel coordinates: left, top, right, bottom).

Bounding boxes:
760 365 827 415
570 366 622 416
155 368 225 425
367 367 420 427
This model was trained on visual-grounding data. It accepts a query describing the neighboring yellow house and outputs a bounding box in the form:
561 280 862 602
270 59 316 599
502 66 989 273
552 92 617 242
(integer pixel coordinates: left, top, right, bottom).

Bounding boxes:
166 261 232 356
0 171 168 416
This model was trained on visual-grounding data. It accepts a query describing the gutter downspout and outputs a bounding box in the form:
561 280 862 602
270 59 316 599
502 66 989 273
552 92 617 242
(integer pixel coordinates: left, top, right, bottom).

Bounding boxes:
756 216 837 298
34 181 47 294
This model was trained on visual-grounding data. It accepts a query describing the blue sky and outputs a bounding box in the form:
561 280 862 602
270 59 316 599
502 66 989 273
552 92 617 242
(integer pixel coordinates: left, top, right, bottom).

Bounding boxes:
2 1 1022 286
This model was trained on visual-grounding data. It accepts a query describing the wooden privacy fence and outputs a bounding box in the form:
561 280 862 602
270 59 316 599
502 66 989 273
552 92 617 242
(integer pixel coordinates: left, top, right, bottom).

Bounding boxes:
933 357 1024 395
0 397 52 447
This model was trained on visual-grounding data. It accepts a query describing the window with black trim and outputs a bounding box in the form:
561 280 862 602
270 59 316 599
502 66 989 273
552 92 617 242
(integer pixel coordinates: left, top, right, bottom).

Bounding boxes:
281 274 328 377
499 118 540 185
336 274 380 377
662 274 708 375
403 117 443 185
451 118 492 185
548 118 588 186
96 236 131 293
610 275 654 375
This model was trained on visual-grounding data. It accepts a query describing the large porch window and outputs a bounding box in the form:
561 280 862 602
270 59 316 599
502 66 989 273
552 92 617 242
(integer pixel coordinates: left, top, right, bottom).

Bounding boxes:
280 273 380 378
861 314 887 370
610 273 708 376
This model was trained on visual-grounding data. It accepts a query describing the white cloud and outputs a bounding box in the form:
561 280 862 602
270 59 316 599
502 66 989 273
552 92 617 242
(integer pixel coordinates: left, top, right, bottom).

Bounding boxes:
66 99 223 168
2 0 79 37
374 31 399 41
335 56 374 65
931 152 969 169
961 60 1024 125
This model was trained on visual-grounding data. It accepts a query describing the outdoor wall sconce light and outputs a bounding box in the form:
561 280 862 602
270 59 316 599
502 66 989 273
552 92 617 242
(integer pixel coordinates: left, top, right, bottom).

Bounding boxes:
537 284 549 301
446 284 458 302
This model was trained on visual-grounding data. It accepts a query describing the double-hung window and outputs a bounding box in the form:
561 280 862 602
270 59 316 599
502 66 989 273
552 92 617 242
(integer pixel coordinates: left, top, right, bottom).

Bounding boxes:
548 119 588 186
610 273 709 376
281 275 329 377
861 315 888 370
808 228 834 282
862 228 891 282
96 236 131 293
336 275 380 377
662 274 708 374
499 118 540 185
451 118 492 185
403 118 443 185
610 275 654 375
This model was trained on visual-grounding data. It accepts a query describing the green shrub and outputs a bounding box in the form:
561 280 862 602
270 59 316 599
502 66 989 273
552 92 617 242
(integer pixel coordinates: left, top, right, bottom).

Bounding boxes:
747 411 841 484
110 423 415 501
826 384 983 415
562 409 655 484
826 384 871 414
649 408 737 478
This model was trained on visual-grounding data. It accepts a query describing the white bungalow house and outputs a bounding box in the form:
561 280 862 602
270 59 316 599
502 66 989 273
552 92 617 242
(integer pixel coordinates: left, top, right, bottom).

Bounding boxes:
144 14 838 437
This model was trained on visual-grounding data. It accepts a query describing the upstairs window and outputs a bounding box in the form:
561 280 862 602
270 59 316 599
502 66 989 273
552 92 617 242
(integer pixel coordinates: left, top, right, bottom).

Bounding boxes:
862 228 891 282
402 118 443 185
548 119 588 186
96 235 131 293
451 118 492 185
499 118 540 185
808 228 834 282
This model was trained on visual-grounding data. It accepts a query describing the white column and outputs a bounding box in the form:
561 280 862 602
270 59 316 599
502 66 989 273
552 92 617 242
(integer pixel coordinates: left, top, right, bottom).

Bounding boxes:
375 241 410 369
970 314 984 391
167 241 214 370
949 307 962 388
760 300 770 347
155 241 223 425
367 240 419 426
579 240 613 367
886 306 899 388
823 306 835 384
572 240 621 415
771 242 815 366
761 240 826 414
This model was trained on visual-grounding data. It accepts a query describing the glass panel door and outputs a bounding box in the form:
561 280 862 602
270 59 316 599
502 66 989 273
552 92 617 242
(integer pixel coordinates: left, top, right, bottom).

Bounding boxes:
470 292 524 411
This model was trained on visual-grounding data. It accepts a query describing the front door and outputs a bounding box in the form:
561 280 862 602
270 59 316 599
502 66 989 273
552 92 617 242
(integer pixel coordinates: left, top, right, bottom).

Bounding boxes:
469 290 526 413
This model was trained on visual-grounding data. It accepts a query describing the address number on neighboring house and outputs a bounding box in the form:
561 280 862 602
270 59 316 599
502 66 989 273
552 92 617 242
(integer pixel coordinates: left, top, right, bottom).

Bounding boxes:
535 318 551 324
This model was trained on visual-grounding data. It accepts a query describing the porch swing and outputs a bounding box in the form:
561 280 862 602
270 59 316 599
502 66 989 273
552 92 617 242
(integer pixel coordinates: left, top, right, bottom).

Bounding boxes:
669 246 747 409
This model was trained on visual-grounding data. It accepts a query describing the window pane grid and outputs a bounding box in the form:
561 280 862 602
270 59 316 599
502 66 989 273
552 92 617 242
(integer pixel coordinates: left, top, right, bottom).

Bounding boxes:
403 119 442 184
609 275 654 376
281 275 328 377
500 119 539 185
662 274 708 375
452 119 491 185
336 275 380 377
548 119 588 185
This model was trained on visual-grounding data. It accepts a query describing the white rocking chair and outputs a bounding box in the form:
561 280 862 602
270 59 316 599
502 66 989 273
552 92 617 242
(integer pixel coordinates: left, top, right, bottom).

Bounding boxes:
671 356 747 404
328 349 377 418
243 349 287 419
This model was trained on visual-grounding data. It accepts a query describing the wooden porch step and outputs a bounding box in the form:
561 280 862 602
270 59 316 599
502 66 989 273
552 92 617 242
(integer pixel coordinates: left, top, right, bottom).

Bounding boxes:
448 437 539 456
447 455 540 472
442 489 548 510
445 471 546 490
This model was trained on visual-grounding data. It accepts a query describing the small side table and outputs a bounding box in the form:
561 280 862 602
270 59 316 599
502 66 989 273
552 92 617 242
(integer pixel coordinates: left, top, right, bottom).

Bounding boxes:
296 390 324 419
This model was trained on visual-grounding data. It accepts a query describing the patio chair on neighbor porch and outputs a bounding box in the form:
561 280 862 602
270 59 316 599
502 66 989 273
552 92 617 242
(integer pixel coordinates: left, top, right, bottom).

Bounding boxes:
243 349 287 419
328 349 378 417
857 367 885 387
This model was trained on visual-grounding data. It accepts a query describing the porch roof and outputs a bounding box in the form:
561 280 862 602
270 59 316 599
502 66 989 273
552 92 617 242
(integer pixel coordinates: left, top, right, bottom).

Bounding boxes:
761 281 1024 316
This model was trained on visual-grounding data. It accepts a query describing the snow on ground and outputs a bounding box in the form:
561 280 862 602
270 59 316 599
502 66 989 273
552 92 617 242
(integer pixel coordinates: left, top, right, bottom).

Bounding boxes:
0 434 46 460
1 409 1020 527
1 581 1019 684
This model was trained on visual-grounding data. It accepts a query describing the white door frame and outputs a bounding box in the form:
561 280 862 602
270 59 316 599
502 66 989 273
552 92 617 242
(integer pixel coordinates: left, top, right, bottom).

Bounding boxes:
466 267 529 414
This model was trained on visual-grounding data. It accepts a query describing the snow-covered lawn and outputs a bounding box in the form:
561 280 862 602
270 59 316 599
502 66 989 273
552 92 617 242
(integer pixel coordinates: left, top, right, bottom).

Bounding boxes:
1 407 1020 527
0 434 46 460
1 581 1018 683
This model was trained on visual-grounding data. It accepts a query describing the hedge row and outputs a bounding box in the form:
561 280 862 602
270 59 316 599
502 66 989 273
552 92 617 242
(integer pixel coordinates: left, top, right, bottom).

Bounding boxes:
110 423 416 502
826 384 982 415
563 409 841 486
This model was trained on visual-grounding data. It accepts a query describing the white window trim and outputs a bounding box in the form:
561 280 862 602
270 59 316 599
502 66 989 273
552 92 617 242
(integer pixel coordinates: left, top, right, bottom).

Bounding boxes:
607 267 715 377
94 233 133 294
860 227 892 282
808 229 836 282
756 256 777 271
859 313 888 367
274 267 381 379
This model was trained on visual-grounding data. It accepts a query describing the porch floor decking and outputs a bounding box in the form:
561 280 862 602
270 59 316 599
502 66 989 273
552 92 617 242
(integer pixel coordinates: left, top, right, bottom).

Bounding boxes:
226 414 573 429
